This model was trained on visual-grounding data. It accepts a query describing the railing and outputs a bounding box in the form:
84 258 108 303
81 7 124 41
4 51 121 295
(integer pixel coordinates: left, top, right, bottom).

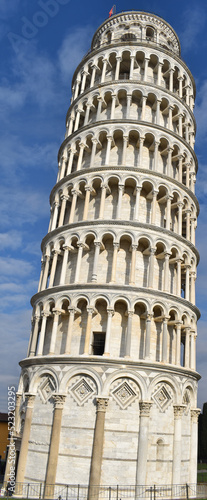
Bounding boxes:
1 482 207 500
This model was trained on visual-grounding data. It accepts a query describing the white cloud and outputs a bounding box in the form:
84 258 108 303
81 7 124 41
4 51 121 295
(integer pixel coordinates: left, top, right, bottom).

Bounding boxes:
0 230 22 250
0 256 33 277
58 26 93 82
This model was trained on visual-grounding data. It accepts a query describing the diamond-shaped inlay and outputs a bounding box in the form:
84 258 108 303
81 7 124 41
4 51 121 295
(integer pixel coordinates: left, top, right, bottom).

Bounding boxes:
112 380 138 409
38 376 56 404
69 378 95 406
152 385 172 412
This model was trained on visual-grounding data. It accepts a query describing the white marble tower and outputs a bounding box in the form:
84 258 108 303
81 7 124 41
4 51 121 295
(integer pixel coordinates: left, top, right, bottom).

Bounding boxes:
12 10 200 495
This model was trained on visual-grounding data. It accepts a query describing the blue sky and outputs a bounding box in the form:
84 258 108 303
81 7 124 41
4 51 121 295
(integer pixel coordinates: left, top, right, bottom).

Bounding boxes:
0 0 207 414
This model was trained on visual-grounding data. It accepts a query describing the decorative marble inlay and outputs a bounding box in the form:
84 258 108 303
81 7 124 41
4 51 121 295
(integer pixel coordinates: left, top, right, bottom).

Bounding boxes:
38 376 56 404
111 380 138 409
152 384 172 412
69 377 96 406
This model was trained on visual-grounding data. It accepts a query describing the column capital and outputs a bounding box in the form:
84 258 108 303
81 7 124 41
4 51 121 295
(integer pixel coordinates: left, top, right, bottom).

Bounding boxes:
60 194 69 202
139 401 152 416
41 311 51 318
131 244 137 251
16 392 22 405
25 393 36 408
53 394 66 409
150 247 156 255
96 398 109 412
146 313 153 321
173 405 185 418
94 240 102 248
53 201 59 208
86 306 96 316
190 408 201 423
113 242 120 249
107 308 114 317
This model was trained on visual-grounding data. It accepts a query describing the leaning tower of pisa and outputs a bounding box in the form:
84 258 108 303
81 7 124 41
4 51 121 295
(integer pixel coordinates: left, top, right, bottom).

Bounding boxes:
12 10 200 494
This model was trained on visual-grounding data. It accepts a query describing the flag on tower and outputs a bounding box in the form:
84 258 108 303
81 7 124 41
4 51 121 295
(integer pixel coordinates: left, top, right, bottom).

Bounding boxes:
109 5 116 17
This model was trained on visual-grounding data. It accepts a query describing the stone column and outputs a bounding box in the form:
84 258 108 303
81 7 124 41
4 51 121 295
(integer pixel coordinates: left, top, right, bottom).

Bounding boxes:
172 405 184 485
164 252 171 292
139 136 144 166
15 394 36 486
185 265 190 301
84 103 91 126
69 189 78 224
83 186 92 220
110 94 116 119
125 311 133 357
176 259 182 296
145 314 152 360
91 241 101 282
175 322 182 365
148 248 156 288
167 148 173 177
126 95 132 119
178 76 183 98
65 308 76 354
48 250 60 288
88 398 109 500
37 312 50 356
186 210 191 240
144 57 149 81
116 184 124 219
74 78 81 99
190 331 196 370
190 272 196 305
168 105 173 130
60 245 71 285
141 96 147 120
84 307 94 354
129 55 135 79
77 142 85 171
169 68 174 92
153 141 159 170
105 135 112 164
122 136 128 164
74 108 81 131
136 401 152 486
151 190 158 224
156 99 161 125
157 62 162 86
162 318 168 362
104 309 114 356
58 195 68 227
67 146 76 175
29 315 40 356
178 202 183 235
110 243 119 283
189 409 200 485
44 395 66 499
129 244 137 285
51 201 59 231
101 59 108 83
96 97 103 121
49 310 61 355
115 56 121 80
134 186 141 221
99 184 107 219
90 65 97 87
74 243 84 283
90 139 98 168
184 327 191 368
81 70 88 92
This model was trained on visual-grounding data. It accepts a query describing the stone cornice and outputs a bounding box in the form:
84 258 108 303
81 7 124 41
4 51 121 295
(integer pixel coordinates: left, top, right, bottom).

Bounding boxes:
50 165 199 214
30 283 200 319
41 218 200 263
19 355 201 381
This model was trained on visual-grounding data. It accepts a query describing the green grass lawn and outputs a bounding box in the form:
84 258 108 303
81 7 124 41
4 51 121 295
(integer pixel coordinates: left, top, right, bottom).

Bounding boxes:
198 472 207 482
198 463 207 470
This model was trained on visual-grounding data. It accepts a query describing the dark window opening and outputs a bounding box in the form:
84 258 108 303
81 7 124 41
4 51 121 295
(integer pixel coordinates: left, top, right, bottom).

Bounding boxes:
92 332 105 355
